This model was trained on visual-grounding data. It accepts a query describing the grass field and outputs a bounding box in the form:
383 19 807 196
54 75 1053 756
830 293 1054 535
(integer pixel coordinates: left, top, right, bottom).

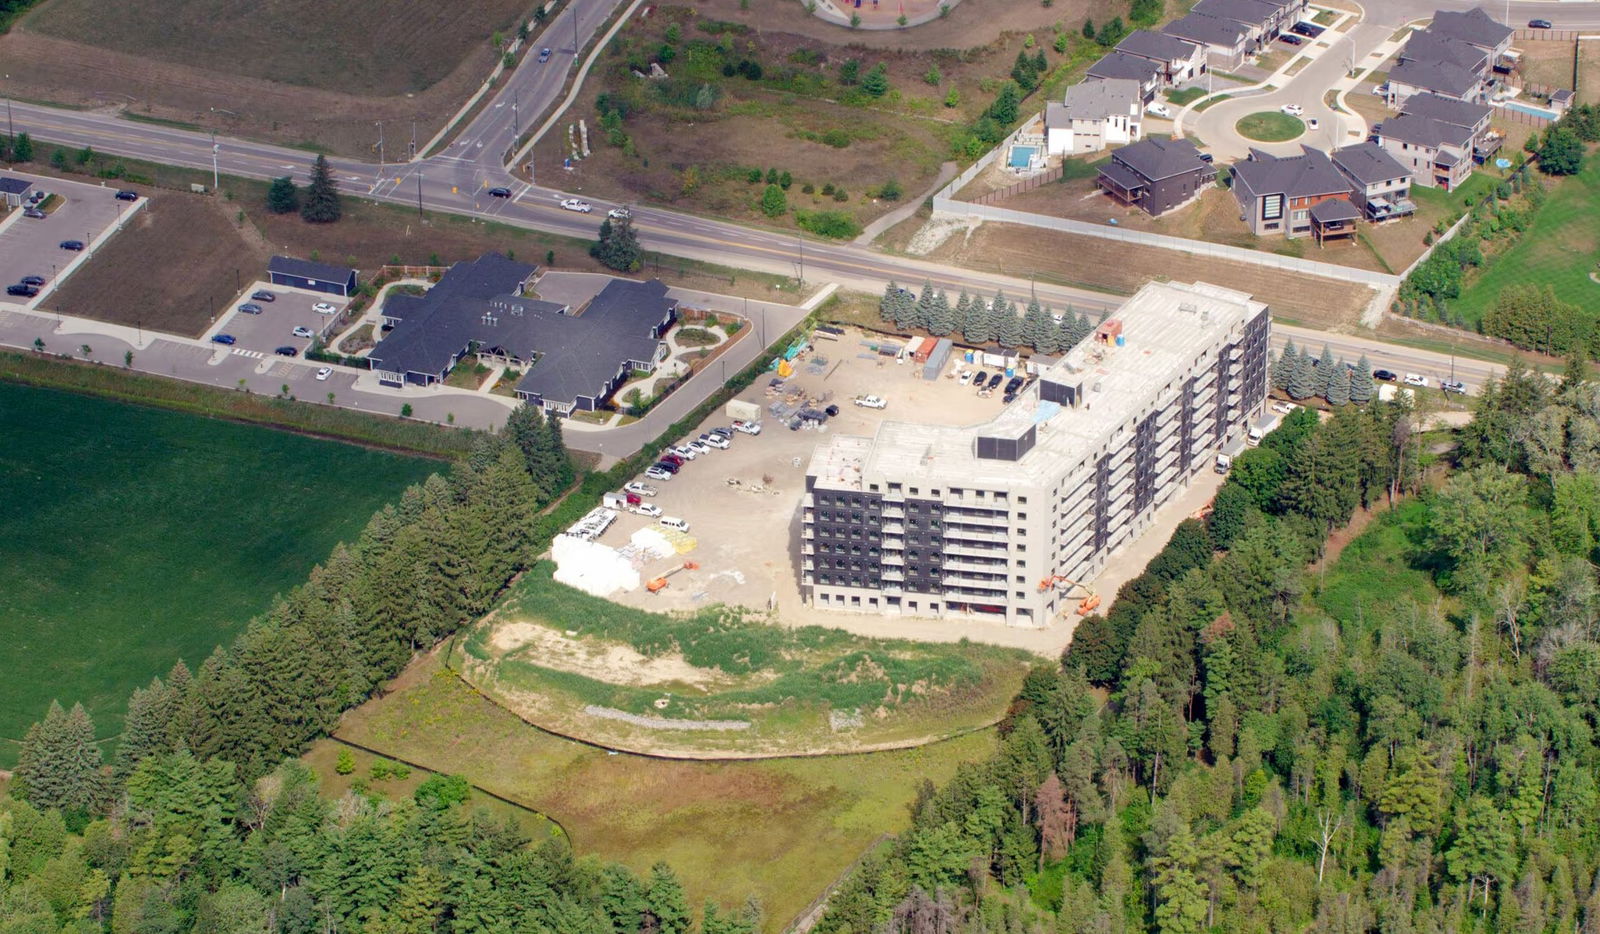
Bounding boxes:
1235 111 1305 142
457 563 1029 755
1315 499 1440 633
1454 157 1600 322
0 383 437 766
336 652 996 930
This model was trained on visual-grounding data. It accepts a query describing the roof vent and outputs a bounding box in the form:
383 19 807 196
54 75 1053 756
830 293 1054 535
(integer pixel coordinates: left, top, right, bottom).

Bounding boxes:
1179 302 1199 314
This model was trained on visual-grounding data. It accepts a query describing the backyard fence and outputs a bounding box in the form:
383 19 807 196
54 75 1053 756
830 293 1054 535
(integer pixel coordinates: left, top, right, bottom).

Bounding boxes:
969 165 1065 205
378 264 449 280
1495 104 1555 127
1513 29 1580 41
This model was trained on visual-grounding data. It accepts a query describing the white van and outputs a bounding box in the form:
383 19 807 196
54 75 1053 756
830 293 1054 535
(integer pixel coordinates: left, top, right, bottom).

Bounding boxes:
1246 426 1264 446
660 516 691 533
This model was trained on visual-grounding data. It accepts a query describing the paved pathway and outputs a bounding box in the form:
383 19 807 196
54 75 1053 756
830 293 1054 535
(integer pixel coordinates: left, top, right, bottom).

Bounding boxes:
855 162 957 245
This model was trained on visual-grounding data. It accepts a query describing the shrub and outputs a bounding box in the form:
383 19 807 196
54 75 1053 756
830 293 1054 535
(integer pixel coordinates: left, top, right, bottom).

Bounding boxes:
822 128 851 148
878 178 904 200
335 749 355 775
795 210 862 239
414 774 472 811
801 182 815 194
832 188 849 201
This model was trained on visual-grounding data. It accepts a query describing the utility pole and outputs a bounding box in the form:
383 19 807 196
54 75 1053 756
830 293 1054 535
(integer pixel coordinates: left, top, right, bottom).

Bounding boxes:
210 132 219 193
513 88 520 139
411 120 418 160
796 235 805 287
4 71 12 143
572 0 579 54
417 171 424 217
377 121 385 172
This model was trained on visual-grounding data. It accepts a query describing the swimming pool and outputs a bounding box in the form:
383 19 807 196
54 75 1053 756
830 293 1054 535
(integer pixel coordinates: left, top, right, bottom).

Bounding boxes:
1500 100 1558 120
1008 145 1040 168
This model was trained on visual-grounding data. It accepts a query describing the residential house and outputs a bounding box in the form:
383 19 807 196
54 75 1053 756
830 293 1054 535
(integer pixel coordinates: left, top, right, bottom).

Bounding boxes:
1330 142 1416 221
1085 52 1162 103
1191 0 1285 51
1386 7 1512 106
1045 79 1143 155
1376 93 1493 189
1115 30 1207 87
1097 136 1218 216
0 177 32 208
1162 13 1252 70
1428 7 1514 61
1229 146 1355 239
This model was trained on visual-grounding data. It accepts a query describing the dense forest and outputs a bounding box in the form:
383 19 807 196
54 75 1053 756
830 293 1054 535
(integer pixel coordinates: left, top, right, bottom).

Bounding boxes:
815 361 1600 933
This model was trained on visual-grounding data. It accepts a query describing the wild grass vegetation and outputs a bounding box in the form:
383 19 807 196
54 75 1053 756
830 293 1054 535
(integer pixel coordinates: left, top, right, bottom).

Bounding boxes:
0 381 437 763
458 563 1030 754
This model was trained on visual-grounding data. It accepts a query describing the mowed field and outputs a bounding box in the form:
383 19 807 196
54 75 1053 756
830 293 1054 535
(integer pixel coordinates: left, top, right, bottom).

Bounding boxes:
0 383 438 766
335 651 996 931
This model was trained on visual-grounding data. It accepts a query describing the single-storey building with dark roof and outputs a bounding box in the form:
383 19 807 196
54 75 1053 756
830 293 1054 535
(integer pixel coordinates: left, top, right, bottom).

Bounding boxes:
368 253 677 414
267 255 359 296
1097 136 1217 216
0 176 33 208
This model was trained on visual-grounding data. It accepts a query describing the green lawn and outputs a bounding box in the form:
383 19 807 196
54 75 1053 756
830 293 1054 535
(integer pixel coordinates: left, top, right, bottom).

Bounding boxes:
1166 87 1208 106
1408 170 1496 214
1235 112 1305 142
1315 500 1440 640
1455 158 1600 321
0 383 437 765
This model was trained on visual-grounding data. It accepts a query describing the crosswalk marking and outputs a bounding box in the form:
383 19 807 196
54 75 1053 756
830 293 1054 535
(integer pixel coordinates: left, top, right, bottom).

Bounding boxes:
232 348 265 359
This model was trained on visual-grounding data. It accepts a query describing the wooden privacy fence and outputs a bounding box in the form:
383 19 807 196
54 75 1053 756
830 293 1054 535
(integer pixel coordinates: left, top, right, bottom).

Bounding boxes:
970 165 1065 205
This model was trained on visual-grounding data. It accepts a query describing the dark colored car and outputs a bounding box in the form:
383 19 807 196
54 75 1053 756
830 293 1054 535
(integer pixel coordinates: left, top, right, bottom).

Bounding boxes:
1004 376 1025 394
251 290 277 302
1198 152 1215 163
986 373 1004 390
710 426 734 439
6 284 39 297
1528 18 1553 29
1373 369 1397 382
115 190 139 201
971 370 987 390
660 454 686 467
59 240 86 251
538 47 552 62
274 346 300 357
652 460 680 474
22 208 45 219
1290 21 1323 38
237 303 263 315
489 186 512 198
20 275 47 287
824 404 840 417
1002 392 1017 404
211 334 237 345
1279 33 1304 45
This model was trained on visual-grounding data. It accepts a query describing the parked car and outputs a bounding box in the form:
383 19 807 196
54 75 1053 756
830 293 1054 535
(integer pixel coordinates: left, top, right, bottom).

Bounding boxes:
211 334 237 345
1281 103 1305 116
671 445 698 460
312 302 338 314
1373 369 1397 382
1197 152 1215 164
633 502 663 518
1279 33 1304 45
28 190 46 203
1145 101 1172 118
645 466 674 482
687 440 711 455
660 517 691 533
659 454 686 467
315 367 333 381
710 426 735 439
700 433 730 449
292 326 315 339
607 207 631 219
5 284 39 297
1403 373 1429 387
986 373 1004 390
1004 375 1025 395
732 419 761 435
274 346 299 357
624 481 658 497
1528 18 1553 29
652 460 680 474
824 404 840 417
20 275 46 287
237 303 263 315
855 395 887 409
22 208 44 219
58 240 85 251
488 186 512 198
958 370 974 385
251 290 277 302
1290 21 1323 38
561 198 593 213
1442 380 1467 394
538 47 552 62
115 190 139 201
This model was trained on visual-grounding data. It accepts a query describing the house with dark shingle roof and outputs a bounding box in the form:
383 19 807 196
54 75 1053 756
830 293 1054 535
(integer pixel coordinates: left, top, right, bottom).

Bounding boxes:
1115 30 1206 86
1229 146 1356 239
1085 52 1162 102
368 254 676 413
1192 0 1285 49
0 176 33 208
1427 7 1513 59
1385 8 1511 107
1162 13 1252 70
1097 136 1217 216
1377 92 1493 190
1330 142 1416 221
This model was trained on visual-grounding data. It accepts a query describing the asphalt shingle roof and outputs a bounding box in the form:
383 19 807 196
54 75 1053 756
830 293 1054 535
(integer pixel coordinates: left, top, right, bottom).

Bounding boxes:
1378 112 1474 149
1191 0 1279 28
1310 197 1361 223
1231 146 1353 200
1331 142 1411 186
1097 161 1149 192
1389 56 1481 98
1109 136 1211 182
1049 78 1141 124
1426 7 1512 50
369 253 544 378
1115 30 1201 63
267 255 357 287
1398 92 1491 129
514 278 675 405
0 177 32 195
1402 31 1489 72
1162 12 1250 47
1086 52 1161 84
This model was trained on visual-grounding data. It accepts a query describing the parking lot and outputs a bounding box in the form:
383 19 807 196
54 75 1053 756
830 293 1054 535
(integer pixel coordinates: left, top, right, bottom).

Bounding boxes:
0 172 140 307
592 326 1022 621
202 282 346 359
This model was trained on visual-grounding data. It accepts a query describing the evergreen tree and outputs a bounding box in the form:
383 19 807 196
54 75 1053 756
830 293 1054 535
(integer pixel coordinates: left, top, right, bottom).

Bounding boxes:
115 677 176 781
266 176 299 214
14 701 104 815
591 215 642 272
1315 344 1336 400
927 290 955 336
1349 354 1374 404
996 301 1023 348
879 281 902 324
300 154 342 223
1327 361 1351 407
760 183 786 217
645 862 691 934
1020 297 1051 351
13 132 34 162
1287 348 1315 400
912 279 936 331
964 294 994 345
1271 338 1297 391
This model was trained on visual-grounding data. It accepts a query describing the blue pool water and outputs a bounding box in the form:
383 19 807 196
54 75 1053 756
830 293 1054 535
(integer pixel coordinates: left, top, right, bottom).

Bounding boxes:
1008 145 1039 168
1501 101 1558 120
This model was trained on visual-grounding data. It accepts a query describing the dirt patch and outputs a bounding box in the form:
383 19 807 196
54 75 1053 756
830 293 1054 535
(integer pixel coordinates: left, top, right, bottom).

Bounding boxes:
921 220 1376 329
47 189 268 337
0 0 544 157
489 620 736 688
690 0 1120 51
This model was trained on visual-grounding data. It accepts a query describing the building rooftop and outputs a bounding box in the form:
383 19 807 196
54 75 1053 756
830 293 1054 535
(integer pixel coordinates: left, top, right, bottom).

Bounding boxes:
1389 55 1482 98
1191 0 1280 27
808 281 1265 491
1115 29 1201 63
1048 78 1141 125
1398 91 1491 128
1109 135 1211 182
0 177 32 195
1309 197 1361 223
1232 146 1352 199
1379 111 1475 149
1162 11 1250 47
1331 141 1411 186
1085 52 1162 84
514 278 676 404
1426 7 1512 51
369 253 545 377
1401 30 1489 73
267 254 358 285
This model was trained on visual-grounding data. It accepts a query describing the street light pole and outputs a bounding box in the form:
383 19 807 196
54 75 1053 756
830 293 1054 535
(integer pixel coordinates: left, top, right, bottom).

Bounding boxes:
210 132 219 192
572 0 579 54
377 121 385 173
513 89 520 139
417 171 425 217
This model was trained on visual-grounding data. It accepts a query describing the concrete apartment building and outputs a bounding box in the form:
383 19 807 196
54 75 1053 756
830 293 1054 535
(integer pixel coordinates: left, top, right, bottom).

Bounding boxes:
799 280 1270 627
